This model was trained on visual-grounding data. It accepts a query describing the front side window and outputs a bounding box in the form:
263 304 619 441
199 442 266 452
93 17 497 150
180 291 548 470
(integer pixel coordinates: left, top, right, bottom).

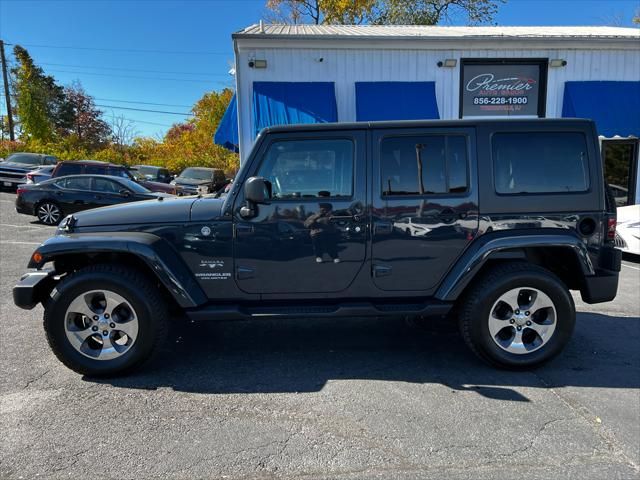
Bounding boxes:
93 178 120 193
258 139 354 199
381 135 469 196
492 132 589 194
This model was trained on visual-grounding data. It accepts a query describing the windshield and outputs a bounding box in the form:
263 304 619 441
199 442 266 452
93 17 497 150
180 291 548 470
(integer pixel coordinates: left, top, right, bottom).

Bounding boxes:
6 153 43 165
180 168 213 180
118 177 151 194
136 166 158 176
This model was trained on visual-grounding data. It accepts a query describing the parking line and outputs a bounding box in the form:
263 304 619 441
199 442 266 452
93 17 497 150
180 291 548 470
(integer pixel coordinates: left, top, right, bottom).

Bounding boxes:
0 241 42 245
0 223 49 229
622 263 640 271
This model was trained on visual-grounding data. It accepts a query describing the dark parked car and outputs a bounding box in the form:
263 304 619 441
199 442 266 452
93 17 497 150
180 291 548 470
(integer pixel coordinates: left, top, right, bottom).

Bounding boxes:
15 175 169 225
26 165 56 184
52 160 178 195
130 165 172 183
171 167 227 195
0 153 58 189
13 119 621 376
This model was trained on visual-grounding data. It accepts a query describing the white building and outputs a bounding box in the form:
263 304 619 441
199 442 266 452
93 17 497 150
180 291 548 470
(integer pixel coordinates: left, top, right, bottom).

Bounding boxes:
215 25 640 205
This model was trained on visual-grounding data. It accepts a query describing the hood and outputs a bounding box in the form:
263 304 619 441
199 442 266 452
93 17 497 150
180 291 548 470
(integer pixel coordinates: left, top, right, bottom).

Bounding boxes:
0 162 40 172
174 177 210 186
70 196 200 228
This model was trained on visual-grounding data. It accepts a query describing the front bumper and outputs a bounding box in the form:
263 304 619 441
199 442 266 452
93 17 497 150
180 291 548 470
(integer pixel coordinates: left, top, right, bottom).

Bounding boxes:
13 270 56 310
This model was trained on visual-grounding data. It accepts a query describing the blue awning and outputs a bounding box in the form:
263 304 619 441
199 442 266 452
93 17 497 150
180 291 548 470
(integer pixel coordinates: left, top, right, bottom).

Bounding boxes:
214 93 239 153
562 81 640 137
252 82 337 137
355 82 440 122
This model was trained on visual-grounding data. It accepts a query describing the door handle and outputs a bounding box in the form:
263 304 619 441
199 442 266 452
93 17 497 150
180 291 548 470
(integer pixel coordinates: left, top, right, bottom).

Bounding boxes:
373 221 393 235
235 224 254 236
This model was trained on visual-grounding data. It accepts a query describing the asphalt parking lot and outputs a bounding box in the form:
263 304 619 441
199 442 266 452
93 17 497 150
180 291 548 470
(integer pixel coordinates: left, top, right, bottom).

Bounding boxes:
0 190 638 479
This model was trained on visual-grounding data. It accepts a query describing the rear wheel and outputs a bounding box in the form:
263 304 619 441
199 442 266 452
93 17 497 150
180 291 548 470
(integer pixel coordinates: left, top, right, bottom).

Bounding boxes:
37 201 63 225
44 264 169 376
459 262 575 369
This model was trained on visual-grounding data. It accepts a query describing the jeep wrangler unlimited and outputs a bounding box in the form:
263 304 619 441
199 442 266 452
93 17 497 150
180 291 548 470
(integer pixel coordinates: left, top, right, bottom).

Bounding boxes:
13 119 621 376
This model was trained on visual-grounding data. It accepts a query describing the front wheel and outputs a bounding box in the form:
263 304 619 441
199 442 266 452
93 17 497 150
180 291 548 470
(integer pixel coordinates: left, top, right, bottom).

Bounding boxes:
44 264 169 376
458 262 575 369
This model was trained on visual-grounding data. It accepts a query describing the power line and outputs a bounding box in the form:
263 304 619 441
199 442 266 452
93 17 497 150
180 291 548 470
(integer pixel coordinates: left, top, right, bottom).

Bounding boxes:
6 42 230 56
46 68 229 84
96 104 193 115
95 97 193 108
38 62 229 77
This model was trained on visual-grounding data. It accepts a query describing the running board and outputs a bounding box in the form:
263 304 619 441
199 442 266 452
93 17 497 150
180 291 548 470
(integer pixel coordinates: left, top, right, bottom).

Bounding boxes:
185 301 452 322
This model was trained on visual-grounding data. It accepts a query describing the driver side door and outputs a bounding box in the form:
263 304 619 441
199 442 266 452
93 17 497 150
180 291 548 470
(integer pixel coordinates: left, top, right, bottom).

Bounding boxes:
233 131 367 295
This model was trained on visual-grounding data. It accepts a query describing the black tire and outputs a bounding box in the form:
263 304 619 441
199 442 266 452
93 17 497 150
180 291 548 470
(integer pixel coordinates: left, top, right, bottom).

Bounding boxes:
43 264 169 376
458 262 575 369
36 200 63 225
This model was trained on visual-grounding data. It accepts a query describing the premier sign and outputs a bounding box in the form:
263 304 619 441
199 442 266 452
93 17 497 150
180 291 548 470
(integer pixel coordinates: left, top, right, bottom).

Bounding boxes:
460 60 548 118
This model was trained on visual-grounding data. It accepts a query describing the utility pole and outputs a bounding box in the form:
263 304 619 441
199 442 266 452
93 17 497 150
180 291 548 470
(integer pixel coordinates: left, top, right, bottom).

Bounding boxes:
0 40 15 141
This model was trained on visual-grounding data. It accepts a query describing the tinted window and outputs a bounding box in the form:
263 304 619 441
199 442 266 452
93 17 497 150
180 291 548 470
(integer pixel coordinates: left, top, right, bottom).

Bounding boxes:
493 132 589 194
60 177 91 190
107 167 131 179
117 177 150 194
93 178 121 193
258 139 353 199
381 135 468 196
56 163 83 176
45 156 58 165
85 164 107 175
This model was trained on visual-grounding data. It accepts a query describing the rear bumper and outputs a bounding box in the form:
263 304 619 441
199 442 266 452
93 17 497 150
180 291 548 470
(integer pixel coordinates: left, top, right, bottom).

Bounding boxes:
13 270 56 310
580 247 621 304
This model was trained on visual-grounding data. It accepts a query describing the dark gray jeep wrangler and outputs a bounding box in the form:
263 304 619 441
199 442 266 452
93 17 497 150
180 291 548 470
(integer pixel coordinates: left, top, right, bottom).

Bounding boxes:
13 119 621 376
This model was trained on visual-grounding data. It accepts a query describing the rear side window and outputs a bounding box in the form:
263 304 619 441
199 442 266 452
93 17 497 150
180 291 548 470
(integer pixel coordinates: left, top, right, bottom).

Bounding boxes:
492 132 590 194
380 135 469 196
55 163 82 176
85 165 107 175
59 177 91 190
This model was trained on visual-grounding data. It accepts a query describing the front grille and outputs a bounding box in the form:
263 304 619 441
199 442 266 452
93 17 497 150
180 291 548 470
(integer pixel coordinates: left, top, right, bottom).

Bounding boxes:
614 232 627 249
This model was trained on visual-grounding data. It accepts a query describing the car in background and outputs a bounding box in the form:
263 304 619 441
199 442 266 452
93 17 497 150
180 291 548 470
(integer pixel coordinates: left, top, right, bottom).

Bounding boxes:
0 153 59 189
615 204 640 256
26 165 56 184
608 184 629 207
52 160 178 195
171 167 227 195
16 175 170 225
130 165 172 183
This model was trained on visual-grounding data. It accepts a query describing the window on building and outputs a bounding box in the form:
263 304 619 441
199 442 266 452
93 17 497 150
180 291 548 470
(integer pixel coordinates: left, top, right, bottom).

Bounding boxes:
492 132 589 194
258 139 354 199
380 135 469 196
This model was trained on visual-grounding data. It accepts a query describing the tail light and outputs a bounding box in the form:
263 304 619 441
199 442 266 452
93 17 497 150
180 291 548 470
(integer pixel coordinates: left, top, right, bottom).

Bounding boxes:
607 217 617 241
26 173 34 182
16 187 27 196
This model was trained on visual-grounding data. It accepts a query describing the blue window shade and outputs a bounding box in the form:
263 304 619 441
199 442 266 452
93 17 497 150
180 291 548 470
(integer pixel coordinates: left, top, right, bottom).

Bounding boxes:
356 82 440 122
562 81 640 137
252 82 337 137
213 93 239 153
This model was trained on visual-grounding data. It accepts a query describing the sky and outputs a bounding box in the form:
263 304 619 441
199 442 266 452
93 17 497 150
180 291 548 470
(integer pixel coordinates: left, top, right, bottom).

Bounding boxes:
0 0 638 138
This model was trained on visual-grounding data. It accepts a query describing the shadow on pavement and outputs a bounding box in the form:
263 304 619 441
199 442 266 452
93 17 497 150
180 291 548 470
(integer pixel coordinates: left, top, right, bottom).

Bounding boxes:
90 312 639 401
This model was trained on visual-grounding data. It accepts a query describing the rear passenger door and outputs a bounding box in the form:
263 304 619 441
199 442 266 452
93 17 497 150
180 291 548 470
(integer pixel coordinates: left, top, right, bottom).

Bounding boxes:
371 127 479 293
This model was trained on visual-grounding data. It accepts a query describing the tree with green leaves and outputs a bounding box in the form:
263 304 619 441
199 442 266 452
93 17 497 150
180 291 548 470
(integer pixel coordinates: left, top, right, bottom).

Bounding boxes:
11 45 72 141
265 0 504 25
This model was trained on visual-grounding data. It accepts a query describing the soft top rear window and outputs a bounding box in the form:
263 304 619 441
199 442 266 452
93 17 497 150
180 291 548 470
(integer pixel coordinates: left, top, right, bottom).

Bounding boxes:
492 132 589 195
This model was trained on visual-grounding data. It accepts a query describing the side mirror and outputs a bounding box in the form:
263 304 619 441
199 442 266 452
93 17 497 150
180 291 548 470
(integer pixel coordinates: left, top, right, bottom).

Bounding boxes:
244 176 271 204
119 189 131 197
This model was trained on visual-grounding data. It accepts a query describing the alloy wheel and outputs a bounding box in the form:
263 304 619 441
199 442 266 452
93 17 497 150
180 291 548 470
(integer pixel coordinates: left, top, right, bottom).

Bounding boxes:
37 202 61 225
488 287 557 354
64 289 139 360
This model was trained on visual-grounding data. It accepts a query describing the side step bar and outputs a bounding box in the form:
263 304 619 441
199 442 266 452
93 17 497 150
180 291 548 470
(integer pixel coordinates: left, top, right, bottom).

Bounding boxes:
185 301 452 322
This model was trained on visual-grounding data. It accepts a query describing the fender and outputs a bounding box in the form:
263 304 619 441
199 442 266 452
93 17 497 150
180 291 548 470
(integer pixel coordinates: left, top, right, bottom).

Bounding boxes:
435 230 595 302
28 232 208 308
